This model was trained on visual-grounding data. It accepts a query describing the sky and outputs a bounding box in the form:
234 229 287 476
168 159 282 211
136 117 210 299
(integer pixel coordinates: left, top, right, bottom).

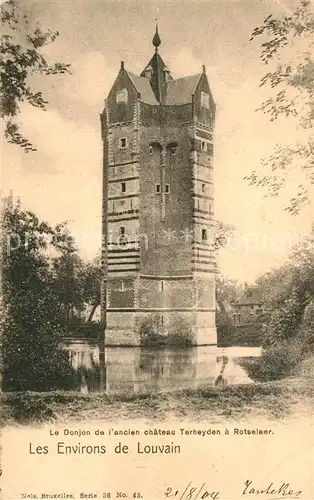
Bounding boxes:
3 0 313 282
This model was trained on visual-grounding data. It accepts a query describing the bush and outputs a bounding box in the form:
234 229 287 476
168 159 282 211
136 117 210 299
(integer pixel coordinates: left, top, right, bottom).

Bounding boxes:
7 392 56 423
168 317 194 346
216 312 236 347
243 341 303 381
140 314 194 347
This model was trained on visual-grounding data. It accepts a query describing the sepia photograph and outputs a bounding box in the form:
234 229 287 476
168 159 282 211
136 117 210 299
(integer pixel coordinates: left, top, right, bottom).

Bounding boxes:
1 0 314 498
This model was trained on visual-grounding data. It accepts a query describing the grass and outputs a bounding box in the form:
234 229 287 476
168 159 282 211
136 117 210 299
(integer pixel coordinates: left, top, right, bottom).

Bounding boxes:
1 377 314 426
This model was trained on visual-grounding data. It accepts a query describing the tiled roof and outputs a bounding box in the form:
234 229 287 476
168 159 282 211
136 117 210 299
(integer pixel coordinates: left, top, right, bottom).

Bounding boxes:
126 71 159 105
165 74 202 105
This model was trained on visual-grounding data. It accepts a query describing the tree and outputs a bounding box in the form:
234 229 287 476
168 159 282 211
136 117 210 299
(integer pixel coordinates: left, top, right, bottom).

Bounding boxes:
52 250 85 329
246 0 314 214
246 232 314 380
51 252 102 329
1 197 76 391
1 0 70 151
81 256 102 323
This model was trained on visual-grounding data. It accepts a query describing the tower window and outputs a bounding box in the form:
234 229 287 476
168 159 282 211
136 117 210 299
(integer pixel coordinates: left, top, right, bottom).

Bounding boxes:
119 226 127 245
201 141 207 152
159 280 164 291
202 183 206 194
149 146 153 154
121 182 126 193
200 91 210 109
116 88 128 104
155 184 161 193
202 228 208 241
165 184 170 194
119 137 127 149
166 142 178 156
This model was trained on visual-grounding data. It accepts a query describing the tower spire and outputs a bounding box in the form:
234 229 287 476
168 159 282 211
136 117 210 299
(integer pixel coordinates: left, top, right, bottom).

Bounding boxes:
152 21 161 52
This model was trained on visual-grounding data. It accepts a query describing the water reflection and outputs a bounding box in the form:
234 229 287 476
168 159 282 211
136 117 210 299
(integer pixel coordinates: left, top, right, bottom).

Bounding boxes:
64 341 261 394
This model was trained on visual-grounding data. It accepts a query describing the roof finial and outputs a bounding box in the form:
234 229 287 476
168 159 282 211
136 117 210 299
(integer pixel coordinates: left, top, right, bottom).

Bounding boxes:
152 20 161 51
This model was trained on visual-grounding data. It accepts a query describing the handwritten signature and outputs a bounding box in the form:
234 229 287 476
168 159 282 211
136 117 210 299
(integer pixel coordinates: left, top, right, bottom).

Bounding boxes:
242 480 302 498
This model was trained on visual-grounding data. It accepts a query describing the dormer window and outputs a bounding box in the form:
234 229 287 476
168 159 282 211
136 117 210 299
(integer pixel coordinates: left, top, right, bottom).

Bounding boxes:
164 67 171 82
201 91 210 109
116 89 128 104
144 66 153 79
119 137 127 149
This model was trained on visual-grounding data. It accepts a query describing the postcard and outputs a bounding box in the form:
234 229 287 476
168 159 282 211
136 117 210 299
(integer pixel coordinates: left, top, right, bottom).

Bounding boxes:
1 0 314 499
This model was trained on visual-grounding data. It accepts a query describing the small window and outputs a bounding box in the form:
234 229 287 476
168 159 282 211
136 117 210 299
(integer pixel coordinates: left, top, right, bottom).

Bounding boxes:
116 88 128 104
156 184 161 193
119 227 126 245
202 183 206 194
119 137 127 149
166 142 178 155
201 91 210 109
201 141 207 151
121 182 126 193
159 280 164 291
165 184 170 194
149 146 153 154
202 228 207 241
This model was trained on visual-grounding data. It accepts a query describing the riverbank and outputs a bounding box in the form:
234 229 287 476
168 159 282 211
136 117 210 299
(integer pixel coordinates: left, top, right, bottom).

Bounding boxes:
1 377 313 426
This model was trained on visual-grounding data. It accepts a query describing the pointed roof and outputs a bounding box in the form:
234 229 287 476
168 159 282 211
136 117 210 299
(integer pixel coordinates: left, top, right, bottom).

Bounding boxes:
141 52 170 103
165 74 202 105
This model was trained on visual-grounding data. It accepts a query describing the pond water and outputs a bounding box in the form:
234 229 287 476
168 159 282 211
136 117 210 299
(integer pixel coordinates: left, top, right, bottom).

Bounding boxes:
65 342 261 394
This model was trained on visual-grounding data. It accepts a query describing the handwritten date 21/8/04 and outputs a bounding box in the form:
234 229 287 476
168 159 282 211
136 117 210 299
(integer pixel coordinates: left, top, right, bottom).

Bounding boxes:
164 482 219 500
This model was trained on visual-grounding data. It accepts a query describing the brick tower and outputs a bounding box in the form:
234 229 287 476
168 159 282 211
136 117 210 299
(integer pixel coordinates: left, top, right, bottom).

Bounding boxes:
100 26 217 346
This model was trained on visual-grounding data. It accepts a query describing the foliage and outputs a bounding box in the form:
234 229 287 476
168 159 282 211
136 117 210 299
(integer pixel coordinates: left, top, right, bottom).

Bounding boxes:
214 220 234 252
80 255 102 323
7 392 56 423
246 232 314 379
52 250 85 328
1 198 76 391
246 0 314 213
51 250 101 329
139 314 194 346
244 340 302 381
1 0 70 151
216 311 236 347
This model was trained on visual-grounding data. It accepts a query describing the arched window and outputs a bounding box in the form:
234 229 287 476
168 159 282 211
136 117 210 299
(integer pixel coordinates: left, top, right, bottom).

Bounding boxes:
166 142 178 156
149 141 162 154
